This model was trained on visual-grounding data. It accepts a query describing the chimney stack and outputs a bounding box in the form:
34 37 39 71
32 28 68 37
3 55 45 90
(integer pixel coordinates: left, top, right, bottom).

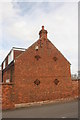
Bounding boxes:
39 26 48 39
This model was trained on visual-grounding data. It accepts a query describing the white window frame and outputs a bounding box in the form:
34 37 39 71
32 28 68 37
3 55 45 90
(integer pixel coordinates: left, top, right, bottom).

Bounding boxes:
8 50 14 65
35 46 39 50
3 61 6 69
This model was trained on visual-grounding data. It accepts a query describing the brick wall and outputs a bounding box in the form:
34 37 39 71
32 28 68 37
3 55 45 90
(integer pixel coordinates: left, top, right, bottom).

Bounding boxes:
14 77 72 104
71 80 78 98
2 84 15 110
14 38 73 105
1 79 79 110
14 50 24 59
72 79 80 98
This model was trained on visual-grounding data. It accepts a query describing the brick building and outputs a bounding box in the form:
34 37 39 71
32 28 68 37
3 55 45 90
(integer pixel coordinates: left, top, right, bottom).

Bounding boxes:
1 26 77 110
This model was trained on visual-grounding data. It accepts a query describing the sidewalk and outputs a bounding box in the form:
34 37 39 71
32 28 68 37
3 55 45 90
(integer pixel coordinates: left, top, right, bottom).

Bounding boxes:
15 96 78 109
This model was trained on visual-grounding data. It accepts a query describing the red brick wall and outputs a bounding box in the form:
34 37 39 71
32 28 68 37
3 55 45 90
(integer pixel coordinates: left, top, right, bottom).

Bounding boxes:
14 38 73 105
14 76 72 104
71 80 78 98
2 84 15 110
2 38 79 110
14 50 24 59
2 64 15 110
71 79 80 98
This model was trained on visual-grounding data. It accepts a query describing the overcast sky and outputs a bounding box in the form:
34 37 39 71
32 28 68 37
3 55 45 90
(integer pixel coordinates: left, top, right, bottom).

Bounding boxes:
0 1 78 74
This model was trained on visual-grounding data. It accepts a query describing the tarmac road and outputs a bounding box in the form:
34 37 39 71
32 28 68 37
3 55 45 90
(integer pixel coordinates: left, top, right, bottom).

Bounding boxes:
2 100 78 118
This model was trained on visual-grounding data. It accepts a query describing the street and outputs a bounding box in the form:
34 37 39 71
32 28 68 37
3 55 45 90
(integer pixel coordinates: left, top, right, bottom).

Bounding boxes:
2 100 78 118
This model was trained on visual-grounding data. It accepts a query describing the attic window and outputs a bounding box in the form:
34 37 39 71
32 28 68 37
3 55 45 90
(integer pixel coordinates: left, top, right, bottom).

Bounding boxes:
53 57 57 61
54 79 59 85
34 79 40 86
35 55 41 60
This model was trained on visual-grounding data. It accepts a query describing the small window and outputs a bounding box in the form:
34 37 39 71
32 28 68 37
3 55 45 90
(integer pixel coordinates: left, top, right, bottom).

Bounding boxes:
6 79 10 83
35 46 39 51
54 79 59 85
34 79 40 86
53 57 57 61
8 50 14 65
35 55 41 60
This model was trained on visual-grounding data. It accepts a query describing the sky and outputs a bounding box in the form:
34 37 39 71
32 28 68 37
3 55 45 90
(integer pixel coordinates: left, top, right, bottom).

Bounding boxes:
0 0 78 75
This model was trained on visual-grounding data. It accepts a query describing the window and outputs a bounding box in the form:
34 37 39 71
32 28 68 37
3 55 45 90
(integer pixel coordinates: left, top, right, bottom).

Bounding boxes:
54 79 59 85
34 79 40 85
53 57 57 61
6 79 10 83
3 61 6 69
35 46 39 51
35 55 41 60
8 50 14 65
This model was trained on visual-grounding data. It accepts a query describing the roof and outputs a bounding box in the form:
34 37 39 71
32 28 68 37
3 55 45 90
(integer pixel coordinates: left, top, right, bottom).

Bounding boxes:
12 47 26 51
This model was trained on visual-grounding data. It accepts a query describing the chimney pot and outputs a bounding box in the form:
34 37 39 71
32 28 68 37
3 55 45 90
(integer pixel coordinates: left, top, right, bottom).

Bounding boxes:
42 26 44 30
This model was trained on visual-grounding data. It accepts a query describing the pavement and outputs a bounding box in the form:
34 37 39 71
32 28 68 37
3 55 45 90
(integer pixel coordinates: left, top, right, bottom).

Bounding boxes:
2 100 78 118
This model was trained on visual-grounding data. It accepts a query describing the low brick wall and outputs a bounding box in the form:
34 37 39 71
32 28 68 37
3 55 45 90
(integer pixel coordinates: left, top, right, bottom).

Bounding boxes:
2 83 15 110
1 80 79 110
72 80 78 98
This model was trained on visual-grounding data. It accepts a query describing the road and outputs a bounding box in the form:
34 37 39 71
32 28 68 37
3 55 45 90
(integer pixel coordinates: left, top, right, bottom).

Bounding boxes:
2 100 78 118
